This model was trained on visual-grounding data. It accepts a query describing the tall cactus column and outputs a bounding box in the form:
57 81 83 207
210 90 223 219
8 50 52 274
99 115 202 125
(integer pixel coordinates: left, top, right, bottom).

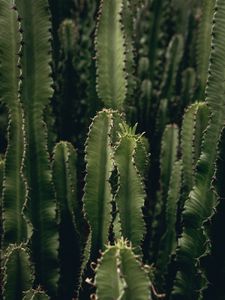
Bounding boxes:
15 0 59 297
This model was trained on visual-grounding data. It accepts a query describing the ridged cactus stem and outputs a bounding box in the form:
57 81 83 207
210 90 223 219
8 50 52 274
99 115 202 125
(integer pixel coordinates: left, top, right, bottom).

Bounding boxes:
15 0 59 296
0 1 29 246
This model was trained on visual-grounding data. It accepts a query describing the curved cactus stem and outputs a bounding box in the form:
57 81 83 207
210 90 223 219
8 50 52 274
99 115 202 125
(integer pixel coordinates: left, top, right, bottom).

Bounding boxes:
23 288 49 300
95 239 151 300
114 128 146 250
3 245 34 300
52 141 84 298
196 0 215 99
83 110 114 257
181 102 209 201
151 124 179 260
95 0 127 109
0 0 29 246
156 160 182 283
172 1 225 298
15 0 59 296
160 34 184 100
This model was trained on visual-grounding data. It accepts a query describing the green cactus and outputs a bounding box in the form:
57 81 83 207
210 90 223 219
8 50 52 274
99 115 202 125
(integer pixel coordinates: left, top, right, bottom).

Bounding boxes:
3 245 34 300
196 0 215 99
160 34 184 100
94 239 152 300
114 125 147 250
172 0 225 298
95 0 127 110
181 102 209 201
52 141 84 299
0 0 29 246
151 124 179 261
15 0 59 296
83 110 114 257
180 68 196 107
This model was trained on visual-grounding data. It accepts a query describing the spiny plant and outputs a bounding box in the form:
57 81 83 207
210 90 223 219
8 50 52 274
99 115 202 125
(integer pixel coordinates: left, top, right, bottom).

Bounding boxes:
0 0 225 299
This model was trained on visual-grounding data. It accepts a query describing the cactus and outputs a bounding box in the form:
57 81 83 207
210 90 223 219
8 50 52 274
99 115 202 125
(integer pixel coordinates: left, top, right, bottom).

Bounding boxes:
95 0 127 110
172 1 225 298
196 0 215 99
0 0 28 246
83 110 114 257
181 102 209 201
3 245 34 300
94 239 152 300
52 141 84 299
114 125 147 250
14 0 59 296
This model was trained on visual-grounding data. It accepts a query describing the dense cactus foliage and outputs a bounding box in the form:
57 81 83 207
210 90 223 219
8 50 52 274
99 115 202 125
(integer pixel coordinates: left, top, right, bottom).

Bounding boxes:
0 0 225 299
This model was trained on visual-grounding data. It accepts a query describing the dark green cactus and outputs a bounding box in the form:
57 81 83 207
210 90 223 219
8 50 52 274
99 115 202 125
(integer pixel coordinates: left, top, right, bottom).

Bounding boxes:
23 288 50 300
15 0 59 296
172 1 225 298
3 245 34 300
0 0 29 246
52 141 84 299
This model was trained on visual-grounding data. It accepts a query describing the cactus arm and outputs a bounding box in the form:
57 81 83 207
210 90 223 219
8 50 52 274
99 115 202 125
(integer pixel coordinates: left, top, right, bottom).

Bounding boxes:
172 1 225 297
181 102 209 199
52 141 84 298
15 0 59 296
160 125 179 200
156 160 182 279
114 134 146 249
0 1 28 245
3 245 34 300
181 68 196 107
151 124 179 260
196 0 215 99
95 240 151 300
134 137 150 179
95 246 126 299
95 0 127 109
160 34 184 100
23 289 50 300
83 110 114 256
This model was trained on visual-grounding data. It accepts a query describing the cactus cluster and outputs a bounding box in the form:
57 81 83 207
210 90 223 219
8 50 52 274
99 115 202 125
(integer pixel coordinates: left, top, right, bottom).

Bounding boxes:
0 0 225 299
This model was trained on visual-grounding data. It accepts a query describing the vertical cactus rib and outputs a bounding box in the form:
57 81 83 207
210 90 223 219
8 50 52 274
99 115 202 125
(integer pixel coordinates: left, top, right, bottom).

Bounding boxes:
0 0 28 245
114 129 146 249
95 239 151 300
3 245 34 300
172 1 225 298
52 141 83 299
83 110 114 257
95 0 127 109
196 0 215 99
15 0 59 296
